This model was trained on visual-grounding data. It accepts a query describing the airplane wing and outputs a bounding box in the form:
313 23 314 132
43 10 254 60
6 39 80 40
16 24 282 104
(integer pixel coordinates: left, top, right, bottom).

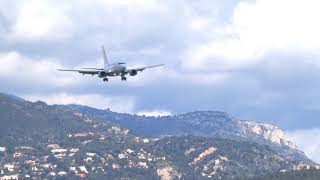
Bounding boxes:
126 64 164 72
81 68 104 70
57 69 100 75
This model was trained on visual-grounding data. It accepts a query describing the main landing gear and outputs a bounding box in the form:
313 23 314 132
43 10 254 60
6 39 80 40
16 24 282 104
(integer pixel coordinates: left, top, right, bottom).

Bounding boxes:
121 76 127 81
102 76 127 82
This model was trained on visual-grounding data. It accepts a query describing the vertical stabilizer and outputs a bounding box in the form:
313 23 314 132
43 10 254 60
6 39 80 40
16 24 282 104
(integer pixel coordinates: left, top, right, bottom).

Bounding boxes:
102 46 109 69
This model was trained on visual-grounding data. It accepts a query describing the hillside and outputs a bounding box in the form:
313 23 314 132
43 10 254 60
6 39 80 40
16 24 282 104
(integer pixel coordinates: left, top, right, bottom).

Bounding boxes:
0 93 317 179
249 169 320 180
67 105 313 165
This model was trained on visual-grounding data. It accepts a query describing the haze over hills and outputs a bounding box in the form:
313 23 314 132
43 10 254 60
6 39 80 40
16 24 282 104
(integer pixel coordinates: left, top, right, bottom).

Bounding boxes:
0 93 319 179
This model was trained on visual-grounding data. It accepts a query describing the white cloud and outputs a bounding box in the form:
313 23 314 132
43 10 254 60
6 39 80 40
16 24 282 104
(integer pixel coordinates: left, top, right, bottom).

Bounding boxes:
99 0 167 14
1 0 169 43
0 51 80 86
1 0 320 130
183 0 320 71
182 40 259 71
145 68 228 85
10 0 73 42
234 0 320 50
0 49 223 94
25 93 135 113
288 129 320 164
136 110 172 117
0 0 229 87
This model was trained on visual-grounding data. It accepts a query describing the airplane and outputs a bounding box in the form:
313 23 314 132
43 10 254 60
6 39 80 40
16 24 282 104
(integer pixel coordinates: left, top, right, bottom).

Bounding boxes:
57 46 164 82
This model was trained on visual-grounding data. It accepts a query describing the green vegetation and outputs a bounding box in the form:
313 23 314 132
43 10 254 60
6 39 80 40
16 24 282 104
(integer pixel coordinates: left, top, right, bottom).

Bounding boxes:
250 170 320 180
0 93 318 179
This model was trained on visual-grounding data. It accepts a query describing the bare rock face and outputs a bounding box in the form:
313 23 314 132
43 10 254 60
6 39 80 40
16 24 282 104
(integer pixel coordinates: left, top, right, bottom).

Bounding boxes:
157 167 180 180
191 147 217 165
238 120 297 149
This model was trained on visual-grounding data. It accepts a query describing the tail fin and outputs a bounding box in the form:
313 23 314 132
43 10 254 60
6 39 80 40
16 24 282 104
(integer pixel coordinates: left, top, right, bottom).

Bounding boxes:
102 46 109 69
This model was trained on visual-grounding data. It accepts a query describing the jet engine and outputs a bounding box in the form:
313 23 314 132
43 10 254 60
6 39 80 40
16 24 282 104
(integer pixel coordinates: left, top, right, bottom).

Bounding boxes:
98 71 107 78
129 70 138 76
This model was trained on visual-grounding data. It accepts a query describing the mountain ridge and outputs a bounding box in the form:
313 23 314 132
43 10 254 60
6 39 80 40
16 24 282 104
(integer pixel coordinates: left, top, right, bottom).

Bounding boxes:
1 92 312 164
66 104 311 163
0 92 318 179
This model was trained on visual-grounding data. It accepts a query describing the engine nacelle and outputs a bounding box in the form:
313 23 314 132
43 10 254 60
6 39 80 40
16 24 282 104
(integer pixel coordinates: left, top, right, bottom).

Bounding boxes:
129 70 138 76
98 71 107 78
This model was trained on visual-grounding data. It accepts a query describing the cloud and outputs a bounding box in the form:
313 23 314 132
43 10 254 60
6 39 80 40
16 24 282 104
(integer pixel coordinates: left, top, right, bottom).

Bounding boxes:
1 0 320 132
8 0 73 42
232 0 320 51
24 93 135 113
136 110 172 117
1 0 167 43
99 0 167 13
288 129 320 164
0 51 80 87
125 66 229 86
182 0 320 71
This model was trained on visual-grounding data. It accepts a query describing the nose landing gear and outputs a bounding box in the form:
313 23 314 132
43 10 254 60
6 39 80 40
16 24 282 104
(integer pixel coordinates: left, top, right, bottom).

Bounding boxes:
103 78 108 82
121 76 127 81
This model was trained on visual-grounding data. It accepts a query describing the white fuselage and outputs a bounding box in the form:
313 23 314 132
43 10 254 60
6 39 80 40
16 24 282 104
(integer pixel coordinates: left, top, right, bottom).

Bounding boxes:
105 63 126 76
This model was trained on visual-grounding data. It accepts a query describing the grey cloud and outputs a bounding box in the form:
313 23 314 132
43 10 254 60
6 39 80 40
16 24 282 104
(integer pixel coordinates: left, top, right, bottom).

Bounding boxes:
1 0 320 131
0 0 241 65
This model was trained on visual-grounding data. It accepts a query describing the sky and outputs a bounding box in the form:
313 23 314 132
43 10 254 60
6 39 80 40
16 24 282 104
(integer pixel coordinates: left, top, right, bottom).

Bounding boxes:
0 0 320 163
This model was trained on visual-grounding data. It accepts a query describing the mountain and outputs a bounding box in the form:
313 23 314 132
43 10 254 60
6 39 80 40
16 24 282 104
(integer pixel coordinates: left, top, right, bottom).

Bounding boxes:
0 93 92 145
249 169 320 180
66 105 294 147
149 136 302 179
67 105 314 165
0 93 318 179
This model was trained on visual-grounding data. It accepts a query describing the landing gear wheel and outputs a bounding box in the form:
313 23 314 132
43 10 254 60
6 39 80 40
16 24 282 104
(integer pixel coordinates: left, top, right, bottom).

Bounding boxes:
103 78 108 82
121 76 127 81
